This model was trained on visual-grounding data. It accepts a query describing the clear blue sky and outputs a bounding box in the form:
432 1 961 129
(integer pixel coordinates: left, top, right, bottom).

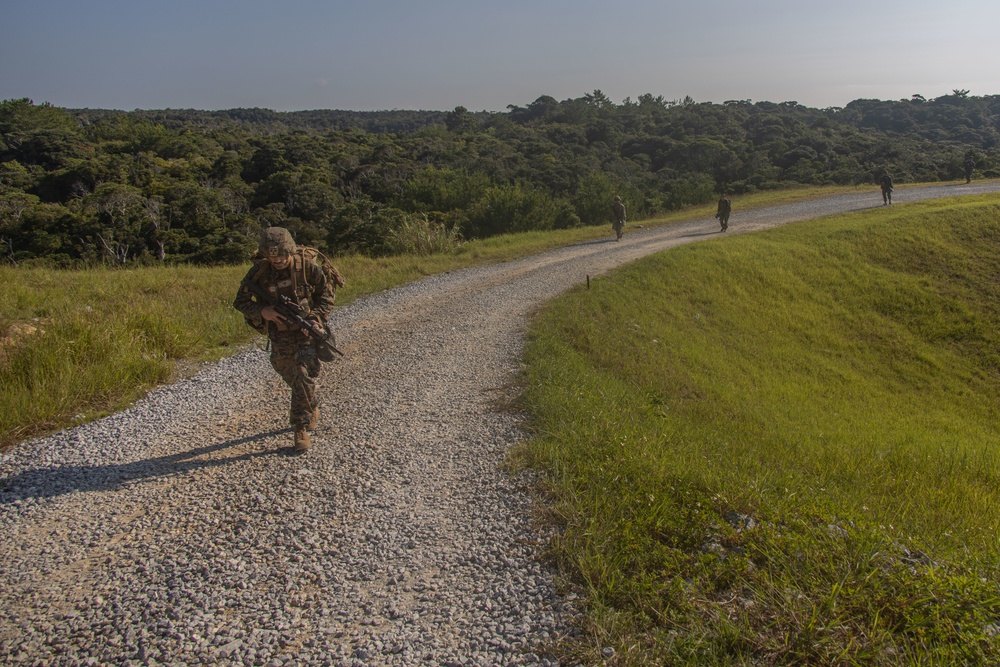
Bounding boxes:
2 0 998 112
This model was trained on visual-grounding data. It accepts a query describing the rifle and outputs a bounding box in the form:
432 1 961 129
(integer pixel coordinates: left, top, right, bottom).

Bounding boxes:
241 279 344 358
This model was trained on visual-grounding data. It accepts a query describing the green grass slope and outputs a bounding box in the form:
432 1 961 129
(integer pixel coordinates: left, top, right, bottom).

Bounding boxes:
521 195 1000 665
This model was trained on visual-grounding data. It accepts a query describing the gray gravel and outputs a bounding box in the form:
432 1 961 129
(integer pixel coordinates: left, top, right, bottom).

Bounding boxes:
2 183 998 666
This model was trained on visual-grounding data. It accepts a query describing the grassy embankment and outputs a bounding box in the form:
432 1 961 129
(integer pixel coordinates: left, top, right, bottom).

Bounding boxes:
0 185 866 452
520 194 1000 665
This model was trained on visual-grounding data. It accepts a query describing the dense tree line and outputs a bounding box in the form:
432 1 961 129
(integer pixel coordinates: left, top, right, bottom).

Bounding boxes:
1 90 997 266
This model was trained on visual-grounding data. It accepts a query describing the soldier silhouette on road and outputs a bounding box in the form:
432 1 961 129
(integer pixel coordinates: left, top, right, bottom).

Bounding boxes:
880 172 893 206
716 193 731 232
611 195 626 241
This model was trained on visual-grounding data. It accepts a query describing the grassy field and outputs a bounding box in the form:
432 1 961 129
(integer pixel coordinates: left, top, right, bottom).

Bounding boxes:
519 194 1000 664
0 185 869 452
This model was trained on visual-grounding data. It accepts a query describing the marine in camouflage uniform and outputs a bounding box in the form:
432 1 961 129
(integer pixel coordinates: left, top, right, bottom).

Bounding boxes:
233 227 337 453
611 195 627 241
716 193 731 232
964 157 976 184
879 172 893 205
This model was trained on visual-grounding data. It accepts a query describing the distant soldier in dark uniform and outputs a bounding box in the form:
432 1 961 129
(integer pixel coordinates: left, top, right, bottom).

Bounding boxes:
879 172 893 206
611 195 626 241
964 156 976 184
715 193 732 232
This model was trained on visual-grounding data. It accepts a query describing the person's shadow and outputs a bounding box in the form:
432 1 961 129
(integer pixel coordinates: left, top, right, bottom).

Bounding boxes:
568 238 620 247
680 229 721 238
0 429 290 504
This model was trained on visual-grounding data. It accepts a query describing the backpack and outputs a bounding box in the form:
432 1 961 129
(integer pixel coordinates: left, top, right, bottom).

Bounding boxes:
249 246 345 294
298 246 346 293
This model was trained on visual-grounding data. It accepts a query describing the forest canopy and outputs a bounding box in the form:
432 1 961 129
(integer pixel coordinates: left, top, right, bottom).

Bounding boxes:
1 91 997 266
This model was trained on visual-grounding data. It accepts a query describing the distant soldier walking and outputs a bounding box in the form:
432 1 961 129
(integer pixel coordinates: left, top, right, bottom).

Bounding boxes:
879 171 893 206
611 195 627 241
964 156 976 184
715 193 732 232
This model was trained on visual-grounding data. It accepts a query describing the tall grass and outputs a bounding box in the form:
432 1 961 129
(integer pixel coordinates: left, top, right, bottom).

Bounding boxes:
0 265 249 448
385 214 465 256
520 195 1000 665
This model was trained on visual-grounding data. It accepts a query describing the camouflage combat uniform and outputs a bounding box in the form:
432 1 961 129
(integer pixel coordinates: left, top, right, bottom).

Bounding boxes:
233 228 337 450
611 196 627 240
880 173 893 205
716 195 731 232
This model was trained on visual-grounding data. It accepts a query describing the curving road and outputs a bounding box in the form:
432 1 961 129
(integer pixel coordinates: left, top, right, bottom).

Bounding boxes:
2 183 998 666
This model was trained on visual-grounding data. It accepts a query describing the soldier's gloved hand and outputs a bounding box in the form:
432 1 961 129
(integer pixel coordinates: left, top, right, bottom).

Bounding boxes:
299 314 324 337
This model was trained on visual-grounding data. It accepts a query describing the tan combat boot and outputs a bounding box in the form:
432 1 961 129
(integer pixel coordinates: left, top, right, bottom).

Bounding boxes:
308 407 319 430
293 427 311 453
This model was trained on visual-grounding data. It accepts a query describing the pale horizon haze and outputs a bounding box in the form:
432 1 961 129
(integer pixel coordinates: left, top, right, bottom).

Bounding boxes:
2 0 998 113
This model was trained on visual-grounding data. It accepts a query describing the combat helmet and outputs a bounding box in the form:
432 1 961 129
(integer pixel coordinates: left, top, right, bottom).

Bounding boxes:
259 227 296 258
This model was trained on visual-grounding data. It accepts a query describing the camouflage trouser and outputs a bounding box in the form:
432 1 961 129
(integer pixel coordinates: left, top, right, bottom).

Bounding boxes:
269 331 321 428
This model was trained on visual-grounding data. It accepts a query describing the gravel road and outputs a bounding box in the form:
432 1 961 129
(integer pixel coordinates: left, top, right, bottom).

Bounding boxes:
2 183 999 666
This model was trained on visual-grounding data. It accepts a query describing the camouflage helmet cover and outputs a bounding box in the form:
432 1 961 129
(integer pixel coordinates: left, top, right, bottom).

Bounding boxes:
259 227 296 257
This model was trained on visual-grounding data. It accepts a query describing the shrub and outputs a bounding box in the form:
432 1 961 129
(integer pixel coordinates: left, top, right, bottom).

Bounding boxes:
385 213 464 256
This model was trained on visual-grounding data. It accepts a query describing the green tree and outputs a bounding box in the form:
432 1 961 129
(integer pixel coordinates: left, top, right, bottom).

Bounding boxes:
397 166 489 214
466 183 562 238
83 183 150 263
0 98 87 169
445 106 478 133
574 172 620 226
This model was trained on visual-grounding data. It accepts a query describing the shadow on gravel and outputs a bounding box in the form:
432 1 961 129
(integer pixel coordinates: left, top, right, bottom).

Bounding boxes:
0 429 288 504
680 230 721 239
568 237 622 248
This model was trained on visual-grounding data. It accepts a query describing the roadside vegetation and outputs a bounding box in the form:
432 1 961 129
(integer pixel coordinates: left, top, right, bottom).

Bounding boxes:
2 92 997 267
519 194 1000 664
